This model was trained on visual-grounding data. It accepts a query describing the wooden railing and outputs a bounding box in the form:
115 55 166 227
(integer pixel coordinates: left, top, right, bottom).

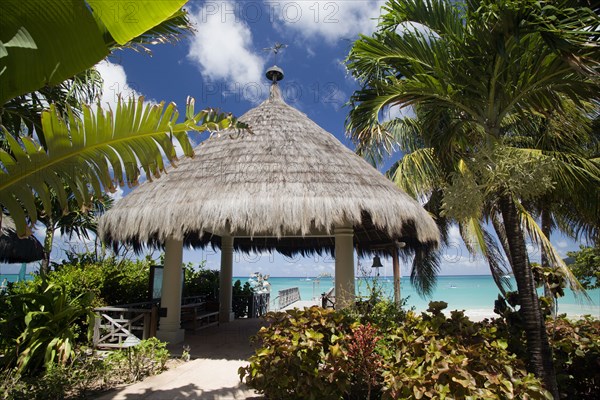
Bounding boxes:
93 301 158 349
277 287 301 309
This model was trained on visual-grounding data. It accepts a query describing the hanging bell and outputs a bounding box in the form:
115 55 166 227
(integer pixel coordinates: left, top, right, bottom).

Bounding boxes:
371 255 383 269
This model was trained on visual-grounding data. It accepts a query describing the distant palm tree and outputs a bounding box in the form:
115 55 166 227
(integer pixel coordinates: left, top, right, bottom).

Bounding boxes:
346 0 599 395
37 191 113 275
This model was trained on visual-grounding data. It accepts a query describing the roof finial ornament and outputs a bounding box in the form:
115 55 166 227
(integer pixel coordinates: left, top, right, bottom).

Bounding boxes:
263 42 287 82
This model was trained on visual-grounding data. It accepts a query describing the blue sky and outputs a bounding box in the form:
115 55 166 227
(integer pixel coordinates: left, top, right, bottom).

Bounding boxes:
2 0 585 278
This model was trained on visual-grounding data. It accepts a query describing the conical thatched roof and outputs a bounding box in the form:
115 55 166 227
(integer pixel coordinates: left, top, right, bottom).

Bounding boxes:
1 216 44 263
99 79 439 256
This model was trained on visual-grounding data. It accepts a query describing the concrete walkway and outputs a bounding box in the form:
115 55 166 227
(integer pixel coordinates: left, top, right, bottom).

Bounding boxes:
95 319 265 400
281 299 320 310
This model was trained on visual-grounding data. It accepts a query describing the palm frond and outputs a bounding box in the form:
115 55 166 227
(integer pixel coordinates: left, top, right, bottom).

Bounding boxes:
410 246 441 297
422 189 450 245
0 97 245 236
482 229 513 296
2 68 104 148
392 148 442 198
459 217 512 296
380 0 466 39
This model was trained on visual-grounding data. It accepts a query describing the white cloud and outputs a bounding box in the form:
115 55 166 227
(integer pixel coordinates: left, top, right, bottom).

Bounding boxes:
270 1 386 44
447 225 462 245
95 60 146 110
108 186 124 202
187 2 265 94
395 21 440 39
380 104 416 122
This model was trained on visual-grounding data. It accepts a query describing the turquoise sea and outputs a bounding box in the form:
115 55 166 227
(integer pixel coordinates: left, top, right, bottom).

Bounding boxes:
2 272 597 319
234 275 600 319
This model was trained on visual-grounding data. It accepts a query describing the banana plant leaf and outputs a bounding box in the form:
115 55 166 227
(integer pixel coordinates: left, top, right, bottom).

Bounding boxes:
0 0 186 104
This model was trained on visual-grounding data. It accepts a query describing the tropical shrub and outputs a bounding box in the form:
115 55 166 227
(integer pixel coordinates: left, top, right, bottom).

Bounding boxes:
380 307 550 399
10 255 152 306
345 297 410 331
567 245 600 290
0 352 109 400
183 264 219 300
105 337 170 384
548 316 600 399
240 307 356 399
232 279 253 318
240 305 551 399
0 338 170 399
342 323 384 399
0 282 94 374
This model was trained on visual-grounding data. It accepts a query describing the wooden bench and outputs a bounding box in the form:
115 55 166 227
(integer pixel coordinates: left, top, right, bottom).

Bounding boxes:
180 302 219 331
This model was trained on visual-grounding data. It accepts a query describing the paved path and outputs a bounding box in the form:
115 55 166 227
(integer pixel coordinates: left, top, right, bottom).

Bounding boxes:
281 299 320 310
95 319 265 400
95 304 326 399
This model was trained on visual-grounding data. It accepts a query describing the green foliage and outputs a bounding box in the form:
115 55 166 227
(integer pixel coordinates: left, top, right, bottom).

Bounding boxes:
0 0 234 239
232 279 252 318
240 305 552 399
550 316 600 399
0 281 94 374
531 263 568 315
1 98 244 236
345 297 410 331
347 2 599 393
105 337 170 383
1 351 110 400
239 307 356 400
182 263 219 300
0 338 170 399
567 245 600 290
0 0 188 103
343 323 384 399
492 299 600 399
11 255 152 306
0 255 152 376
441 148 557 221
381 307 550 399
239 302 550 399
441 170 484 221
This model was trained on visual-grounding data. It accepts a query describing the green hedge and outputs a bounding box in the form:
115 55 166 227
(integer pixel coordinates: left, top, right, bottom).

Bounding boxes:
9 257 151 307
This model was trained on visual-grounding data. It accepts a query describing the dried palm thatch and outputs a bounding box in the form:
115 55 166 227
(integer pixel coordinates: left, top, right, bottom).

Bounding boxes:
0 216 44 263
99 82 439 256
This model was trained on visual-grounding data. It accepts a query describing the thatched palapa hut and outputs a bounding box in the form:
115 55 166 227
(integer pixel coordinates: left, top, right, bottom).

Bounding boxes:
99 67 439 343
1 216 44 264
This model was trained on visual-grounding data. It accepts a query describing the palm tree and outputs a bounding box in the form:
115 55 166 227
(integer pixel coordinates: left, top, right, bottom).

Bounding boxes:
512 103 600 304
346 0 599 395
36 192 113 275
0 1 247 237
